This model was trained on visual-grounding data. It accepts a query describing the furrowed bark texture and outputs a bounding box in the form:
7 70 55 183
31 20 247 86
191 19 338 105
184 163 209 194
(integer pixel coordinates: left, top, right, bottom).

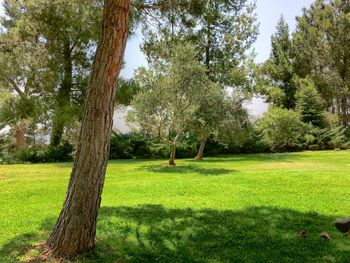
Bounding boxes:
195 136 206 160
15 125 26 150
46 0 130 258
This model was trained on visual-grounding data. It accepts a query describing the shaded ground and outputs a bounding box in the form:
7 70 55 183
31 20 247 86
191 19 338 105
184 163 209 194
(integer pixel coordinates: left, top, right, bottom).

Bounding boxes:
1 206 350 262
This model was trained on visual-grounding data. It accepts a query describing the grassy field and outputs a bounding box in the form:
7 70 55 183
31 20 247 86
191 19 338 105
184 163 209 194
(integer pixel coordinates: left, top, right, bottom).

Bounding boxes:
1 151 350 262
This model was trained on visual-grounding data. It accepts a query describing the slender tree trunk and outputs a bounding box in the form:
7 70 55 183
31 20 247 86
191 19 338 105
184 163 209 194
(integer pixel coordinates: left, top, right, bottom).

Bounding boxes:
46 0 130 258
341 94 348 126
51 40 73 146
169 133 180 166
51 120 65 146
195 134 206 160
15 125 26 151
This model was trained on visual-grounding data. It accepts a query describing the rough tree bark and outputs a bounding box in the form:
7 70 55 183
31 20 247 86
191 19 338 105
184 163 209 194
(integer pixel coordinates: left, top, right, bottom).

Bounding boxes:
195 134 206 160
46 0 131 258
15 125 26 151
169 133 180 166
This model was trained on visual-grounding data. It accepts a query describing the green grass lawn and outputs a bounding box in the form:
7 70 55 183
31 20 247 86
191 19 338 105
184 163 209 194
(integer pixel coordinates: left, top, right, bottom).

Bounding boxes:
1 151 350 262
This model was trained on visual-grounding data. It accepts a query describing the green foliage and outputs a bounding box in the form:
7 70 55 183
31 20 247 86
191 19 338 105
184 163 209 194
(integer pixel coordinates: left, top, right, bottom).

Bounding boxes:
108 130 271 160
295 78 326 128
258 16 297 109
116 78 140 106
14 147 47 163
141 0 258 89
109 133 150 159
109 133 198 159
258 107 306 152
45 140 74 162
0 95 41 126
1 0 103 146
294 0 350 125
128 44 212 140
2 141 74 164
303 125 350 151
217 93 251 144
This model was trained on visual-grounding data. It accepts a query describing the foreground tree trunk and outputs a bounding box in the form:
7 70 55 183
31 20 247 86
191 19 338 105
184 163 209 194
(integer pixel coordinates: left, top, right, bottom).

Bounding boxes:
46 0 130 258
169 133 180 166
195 135 206 160
15 125 26 151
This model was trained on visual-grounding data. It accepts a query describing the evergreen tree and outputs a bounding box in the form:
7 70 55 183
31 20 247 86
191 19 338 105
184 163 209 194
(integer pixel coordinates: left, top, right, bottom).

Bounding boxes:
1 0 102 146
293 0 350 126
260 16 297 109
295 78 326 128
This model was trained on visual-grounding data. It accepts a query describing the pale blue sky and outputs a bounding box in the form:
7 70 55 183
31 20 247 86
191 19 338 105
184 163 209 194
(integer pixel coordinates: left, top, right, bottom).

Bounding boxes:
0 0 314 78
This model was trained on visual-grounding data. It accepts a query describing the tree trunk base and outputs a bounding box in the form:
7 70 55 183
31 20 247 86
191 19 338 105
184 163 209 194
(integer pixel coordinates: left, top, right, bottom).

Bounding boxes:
194 137 206 161
20 242 60 263
169 160 176 166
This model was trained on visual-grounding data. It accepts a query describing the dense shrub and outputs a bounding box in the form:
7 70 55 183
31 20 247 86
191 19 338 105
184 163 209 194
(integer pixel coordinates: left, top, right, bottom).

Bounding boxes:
109 132 167 159
109 133 204 159
176 140 197 158
304 125 350 150
45 140 74 162
2 126 349 164
109 133 135 159
10 141 74 163
258 107 306 152
239 129 270 154
14 147 46 163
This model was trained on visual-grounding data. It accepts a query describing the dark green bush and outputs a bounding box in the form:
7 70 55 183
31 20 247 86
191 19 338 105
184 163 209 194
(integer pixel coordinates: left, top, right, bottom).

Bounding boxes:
109 133 134 159
109 132 158 159
258 107 306 152
304 125 350 150
45 140 74 162
15 147 46 163
14 141 74 163
109 132 198 159
239 130 270 154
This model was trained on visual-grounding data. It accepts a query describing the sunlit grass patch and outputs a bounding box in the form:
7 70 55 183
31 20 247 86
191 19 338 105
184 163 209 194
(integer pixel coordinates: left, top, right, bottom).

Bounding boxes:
1 151 350 262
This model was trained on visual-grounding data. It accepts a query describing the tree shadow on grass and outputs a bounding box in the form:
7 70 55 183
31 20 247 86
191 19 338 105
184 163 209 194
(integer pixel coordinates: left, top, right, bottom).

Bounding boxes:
190 152 312 164
139 164 235 176
2 206 350 263
92 206 350 263
0 217 56 263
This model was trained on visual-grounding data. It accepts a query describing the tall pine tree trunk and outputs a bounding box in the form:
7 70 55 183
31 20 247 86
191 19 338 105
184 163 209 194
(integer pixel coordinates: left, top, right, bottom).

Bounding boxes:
46 0 130 258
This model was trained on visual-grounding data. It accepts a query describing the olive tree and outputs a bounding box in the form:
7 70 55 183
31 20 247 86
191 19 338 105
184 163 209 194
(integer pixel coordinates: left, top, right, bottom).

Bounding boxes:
128 43 214 165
